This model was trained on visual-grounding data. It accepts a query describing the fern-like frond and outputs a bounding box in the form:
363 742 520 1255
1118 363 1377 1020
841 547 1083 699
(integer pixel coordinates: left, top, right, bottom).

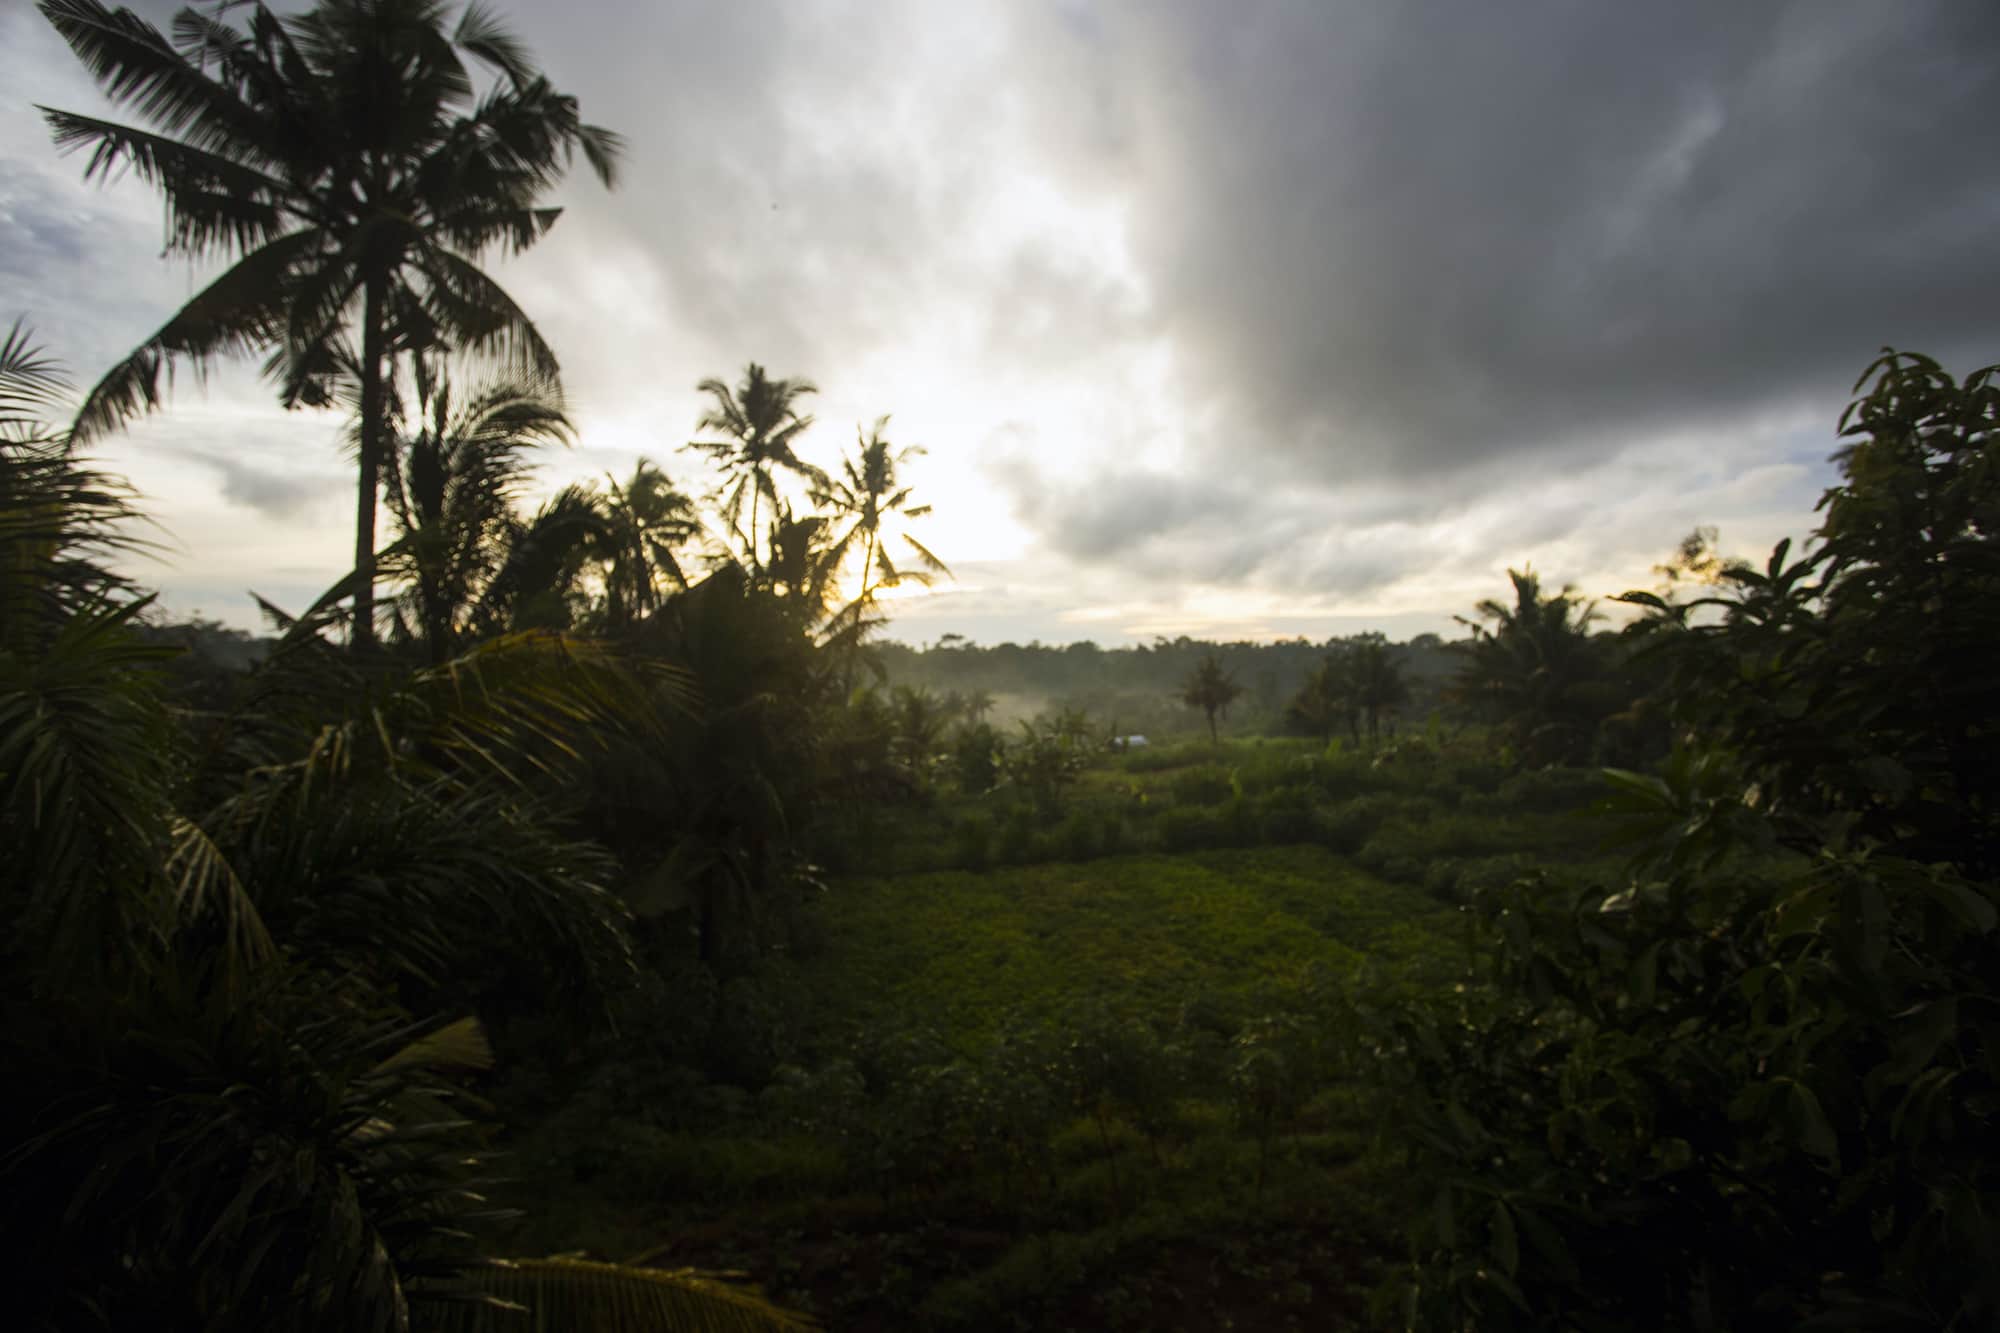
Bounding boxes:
434 1256 818 1332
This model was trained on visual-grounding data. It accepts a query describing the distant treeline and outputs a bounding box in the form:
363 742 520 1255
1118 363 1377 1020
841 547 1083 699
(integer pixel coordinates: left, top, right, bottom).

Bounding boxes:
870 632 1463 737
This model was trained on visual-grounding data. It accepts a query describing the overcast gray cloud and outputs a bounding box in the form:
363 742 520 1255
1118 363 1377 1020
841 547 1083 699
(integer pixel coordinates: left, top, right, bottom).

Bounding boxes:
1071 1 2000 469
3 0 1996 642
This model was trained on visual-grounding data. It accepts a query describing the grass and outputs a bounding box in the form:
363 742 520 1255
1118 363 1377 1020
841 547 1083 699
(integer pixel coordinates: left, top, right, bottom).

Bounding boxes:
795 845 1459 1052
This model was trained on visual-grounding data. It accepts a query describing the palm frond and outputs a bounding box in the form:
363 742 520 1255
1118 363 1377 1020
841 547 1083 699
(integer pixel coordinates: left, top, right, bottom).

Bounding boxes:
369 1016 493 1077
67 229 326 442
577 123 624 188
39 106 286 255
899 532 950 578
37 0 283 169
0 318 70 434
435 1256 818 1332
166 815 278 976
203 775 634 1008
0 596 180 982
451 2 535 87
414 247 560 381
3 970 508 1333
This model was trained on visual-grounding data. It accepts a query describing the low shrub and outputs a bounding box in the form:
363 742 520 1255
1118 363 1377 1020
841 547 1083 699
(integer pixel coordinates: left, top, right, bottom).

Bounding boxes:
1308 793 1418 853
950 815 993 870
1158 805 1227 852
1495 765 1603 813
1255 784 1318 844
995 805 1039 864
1168 764 1236 807
1055 810 1103 860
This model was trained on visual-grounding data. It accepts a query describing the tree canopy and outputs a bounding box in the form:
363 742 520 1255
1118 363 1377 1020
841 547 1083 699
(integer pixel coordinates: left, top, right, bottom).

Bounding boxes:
38 0 620 648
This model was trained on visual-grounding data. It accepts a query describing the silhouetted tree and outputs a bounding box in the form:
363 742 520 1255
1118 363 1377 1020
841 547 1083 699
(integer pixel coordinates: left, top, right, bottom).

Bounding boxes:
1180 653 1243 744
814 416 949 605
3 322 809 1330
1452 568 1613 764
686 364 823 578
38 0 621 650
1288 653 1356 745
378 365 570 663
597 458 699 630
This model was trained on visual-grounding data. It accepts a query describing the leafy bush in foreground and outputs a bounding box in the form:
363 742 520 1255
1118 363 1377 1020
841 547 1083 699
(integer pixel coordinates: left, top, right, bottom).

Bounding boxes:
1376 350 2000 1330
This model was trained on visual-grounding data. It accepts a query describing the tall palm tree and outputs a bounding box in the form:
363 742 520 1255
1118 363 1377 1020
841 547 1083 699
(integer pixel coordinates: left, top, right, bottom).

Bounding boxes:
597 458 699 631
37 0 621 650
685 363 823 578
814 416 949 605
378 364 570 663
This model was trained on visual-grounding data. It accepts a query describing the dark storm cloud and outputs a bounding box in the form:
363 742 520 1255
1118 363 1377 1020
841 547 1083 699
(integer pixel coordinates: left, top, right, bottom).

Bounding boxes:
1069 0 2000 477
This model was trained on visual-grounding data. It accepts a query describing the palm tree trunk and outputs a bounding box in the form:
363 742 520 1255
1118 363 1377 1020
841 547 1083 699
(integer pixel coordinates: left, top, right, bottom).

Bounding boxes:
353 272 387 653
747 478 762 580
862 528 877 604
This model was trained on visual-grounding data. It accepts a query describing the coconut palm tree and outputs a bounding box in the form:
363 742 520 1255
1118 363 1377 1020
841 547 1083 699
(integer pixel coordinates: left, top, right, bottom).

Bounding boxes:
3 345 808 1326
685 364 823 578
814 417 949 605
378 365 571 663
36 0 621 650
1452 567 1609 764
597 458 700 631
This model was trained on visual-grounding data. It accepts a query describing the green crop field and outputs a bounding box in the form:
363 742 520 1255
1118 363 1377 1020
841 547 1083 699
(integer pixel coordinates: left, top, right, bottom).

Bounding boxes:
497 841 1478 1329
798 847 1461 1050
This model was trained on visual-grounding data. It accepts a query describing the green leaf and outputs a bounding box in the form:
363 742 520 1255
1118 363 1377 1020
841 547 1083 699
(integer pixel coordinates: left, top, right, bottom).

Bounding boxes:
1489 1201 1519 1277
1630 941 1661 1005
1785 1079 1839 1162
1917 876 1997 934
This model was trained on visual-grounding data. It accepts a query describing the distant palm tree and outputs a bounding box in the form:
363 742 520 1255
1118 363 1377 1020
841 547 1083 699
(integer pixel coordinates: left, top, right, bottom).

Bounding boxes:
1180 653 1244 745
889 685 950 782
37 0 620 650
378 365 571 663
764 501 846 624
686 364 824 578
598 459 700 631
814 417 949 605
1453 567 1607 764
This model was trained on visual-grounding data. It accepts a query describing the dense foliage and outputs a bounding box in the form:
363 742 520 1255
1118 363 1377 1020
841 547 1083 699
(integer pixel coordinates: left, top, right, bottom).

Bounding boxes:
1377 351 2000 1330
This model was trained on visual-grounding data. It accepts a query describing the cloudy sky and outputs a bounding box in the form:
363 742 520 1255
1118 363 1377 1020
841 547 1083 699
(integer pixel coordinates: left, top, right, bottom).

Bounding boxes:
5 0 1997 644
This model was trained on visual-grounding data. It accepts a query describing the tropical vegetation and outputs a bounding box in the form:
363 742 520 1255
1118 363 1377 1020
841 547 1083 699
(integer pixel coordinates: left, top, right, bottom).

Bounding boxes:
6 0 1995 1328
